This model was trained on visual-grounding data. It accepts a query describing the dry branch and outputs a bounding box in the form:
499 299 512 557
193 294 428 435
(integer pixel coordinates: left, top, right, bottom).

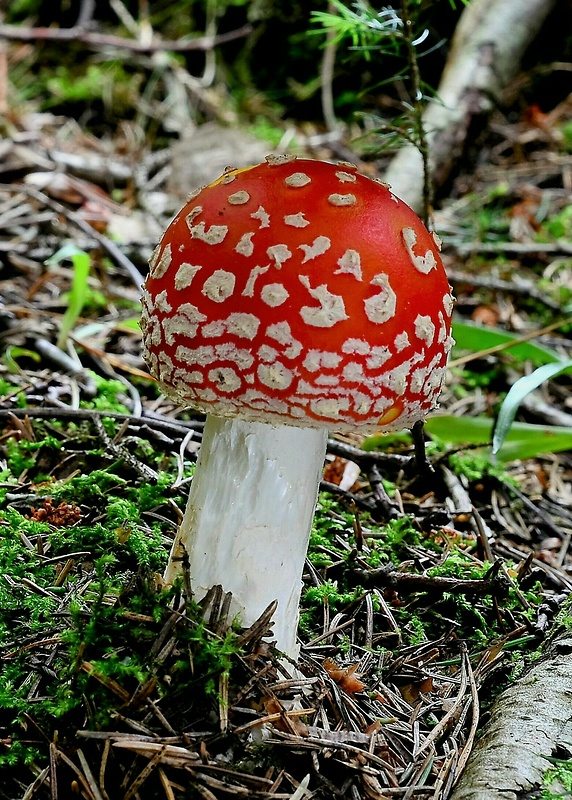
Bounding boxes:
0 23 252 53
451 627 572 800
352 562 509 597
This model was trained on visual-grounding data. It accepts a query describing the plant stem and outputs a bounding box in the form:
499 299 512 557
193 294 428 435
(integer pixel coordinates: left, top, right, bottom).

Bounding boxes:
321 1 339 133
400 0 432 226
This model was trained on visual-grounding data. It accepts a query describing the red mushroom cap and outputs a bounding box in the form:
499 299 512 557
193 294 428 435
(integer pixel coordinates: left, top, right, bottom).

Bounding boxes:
141 156 454 433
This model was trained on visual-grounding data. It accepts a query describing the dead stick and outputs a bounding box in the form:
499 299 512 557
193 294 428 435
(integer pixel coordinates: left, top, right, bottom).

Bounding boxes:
352 561 509 597
0 406 202 438
0 183 144 290
0 23 252 53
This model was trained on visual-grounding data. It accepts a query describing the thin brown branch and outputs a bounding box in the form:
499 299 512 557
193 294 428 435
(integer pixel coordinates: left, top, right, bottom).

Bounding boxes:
448 241 572 256
352 561 510 597
320 2 339 133
0 406 203 439
447 267 563 310
0 23 252 53
448 313 572 368
0 183 145 290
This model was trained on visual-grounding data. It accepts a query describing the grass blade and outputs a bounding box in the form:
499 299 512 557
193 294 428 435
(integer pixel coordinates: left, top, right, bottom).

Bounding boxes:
492 359 572 455
46 244 91 350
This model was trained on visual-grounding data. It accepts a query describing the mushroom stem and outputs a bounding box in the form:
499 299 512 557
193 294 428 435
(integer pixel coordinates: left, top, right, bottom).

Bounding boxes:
165 416 329 659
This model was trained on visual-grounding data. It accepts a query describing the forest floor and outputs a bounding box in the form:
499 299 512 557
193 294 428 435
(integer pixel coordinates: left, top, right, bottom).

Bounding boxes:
0 29 572 800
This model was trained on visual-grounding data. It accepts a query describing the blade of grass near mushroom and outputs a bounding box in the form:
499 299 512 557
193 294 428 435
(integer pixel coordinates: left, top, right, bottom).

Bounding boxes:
141 155 454 660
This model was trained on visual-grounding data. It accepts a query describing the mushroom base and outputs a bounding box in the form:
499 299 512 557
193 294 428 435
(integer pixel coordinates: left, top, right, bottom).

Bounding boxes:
164 416 329 659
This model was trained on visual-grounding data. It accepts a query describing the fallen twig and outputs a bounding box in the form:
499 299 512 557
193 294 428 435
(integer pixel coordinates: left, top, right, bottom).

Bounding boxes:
0 183 145 290
0 405 203 438
0 22 252 53
352 562 509 597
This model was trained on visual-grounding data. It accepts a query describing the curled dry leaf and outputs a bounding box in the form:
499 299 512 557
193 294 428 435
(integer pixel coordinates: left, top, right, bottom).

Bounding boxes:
471 304 500 327
323 456 349 486
363 720 382 736
263 696 309 736
323 658 366 695
399 675 434 705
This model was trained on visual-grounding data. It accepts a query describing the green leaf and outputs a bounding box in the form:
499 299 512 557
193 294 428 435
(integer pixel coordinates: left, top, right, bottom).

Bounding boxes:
492 359 572 454
425 415 572 462
309 0 403 55
361 430 413 451
46 245 91 350
452 321 562 366
116 317 141 331
3 346 41 374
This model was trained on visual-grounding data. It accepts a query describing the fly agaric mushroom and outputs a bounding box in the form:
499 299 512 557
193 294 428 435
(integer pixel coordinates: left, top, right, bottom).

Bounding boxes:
141 156 454 659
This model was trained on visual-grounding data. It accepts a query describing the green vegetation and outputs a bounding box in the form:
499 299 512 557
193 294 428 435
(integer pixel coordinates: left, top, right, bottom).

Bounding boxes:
539 205 572 241
0 393 242 778
447 449 515 485
426 415 572 462
301 494 543 650
81 373 133 414
542 758 572 799
451 321 564 366
44 62 143 111
493 359 572 454
0 384 546 756
0 559 241 773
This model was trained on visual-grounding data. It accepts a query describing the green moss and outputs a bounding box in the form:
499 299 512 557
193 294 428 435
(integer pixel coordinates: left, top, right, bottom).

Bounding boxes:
310 499 424 573
427 554 489 582
0 561 243 772
0 378 18 397
80 373 132 414
381 516 423 551
5 435 63 476
542 757 572 799
401 615 429 645
364 547 388 568
304 580 363 610
300 580 366 635
2 508 51 541
50 468 127 503
448 451 515 484
538 206 572 241
308 496 354 566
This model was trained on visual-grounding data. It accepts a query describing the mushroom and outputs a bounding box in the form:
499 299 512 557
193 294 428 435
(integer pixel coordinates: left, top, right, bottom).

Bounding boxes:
141 156 454 659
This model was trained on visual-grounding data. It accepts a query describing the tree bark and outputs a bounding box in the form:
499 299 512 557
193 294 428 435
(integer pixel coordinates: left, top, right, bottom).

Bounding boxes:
384 0 559 213
451 629 572 800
